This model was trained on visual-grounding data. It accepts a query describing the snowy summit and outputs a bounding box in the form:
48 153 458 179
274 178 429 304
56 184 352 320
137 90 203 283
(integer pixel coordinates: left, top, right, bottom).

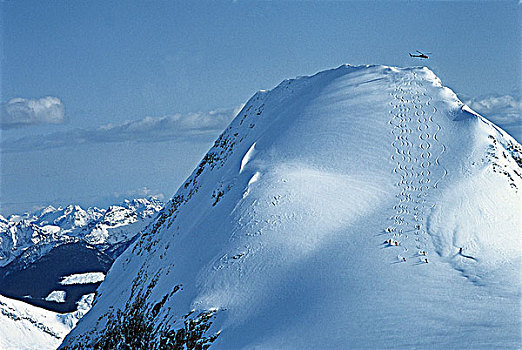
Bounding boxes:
61 65 521 349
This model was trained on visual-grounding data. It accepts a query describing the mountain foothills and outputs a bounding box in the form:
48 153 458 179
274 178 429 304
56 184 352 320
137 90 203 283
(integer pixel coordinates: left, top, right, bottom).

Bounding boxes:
9 64 522 349
0 198 163 349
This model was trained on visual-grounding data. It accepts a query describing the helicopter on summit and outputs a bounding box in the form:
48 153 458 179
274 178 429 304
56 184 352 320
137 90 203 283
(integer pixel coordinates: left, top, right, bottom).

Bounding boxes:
409 50 431 59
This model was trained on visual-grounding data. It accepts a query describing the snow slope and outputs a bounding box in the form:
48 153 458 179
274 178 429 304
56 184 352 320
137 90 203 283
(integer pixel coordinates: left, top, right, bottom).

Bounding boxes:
0 293 93 350
62 65 522 349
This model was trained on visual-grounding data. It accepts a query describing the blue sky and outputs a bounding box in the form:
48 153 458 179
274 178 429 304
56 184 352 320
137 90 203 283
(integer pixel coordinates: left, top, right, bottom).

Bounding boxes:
1 1 521 215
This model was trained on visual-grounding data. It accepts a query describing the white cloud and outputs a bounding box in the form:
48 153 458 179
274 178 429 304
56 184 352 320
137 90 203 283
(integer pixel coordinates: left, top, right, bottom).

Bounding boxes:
112 187 165 202
1 96 66 129
465 94 521 123
464 93 521 141
1 105 243 152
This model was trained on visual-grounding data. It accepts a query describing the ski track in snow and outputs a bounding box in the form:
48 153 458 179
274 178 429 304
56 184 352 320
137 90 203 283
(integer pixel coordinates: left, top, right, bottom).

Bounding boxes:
387 72 447 263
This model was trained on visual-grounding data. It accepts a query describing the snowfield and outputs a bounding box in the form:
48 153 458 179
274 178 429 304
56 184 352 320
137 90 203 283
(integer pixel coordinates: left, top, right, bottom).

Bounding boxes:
44 290 66 303
60 64 521 349
60 272 105 285
0 293 93 350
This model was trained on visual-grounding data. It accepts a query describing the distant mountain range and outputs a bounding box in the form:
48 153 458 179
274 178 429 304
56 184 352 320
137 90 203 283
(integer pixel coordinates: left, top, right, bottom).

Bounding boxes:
0 197 163 349
3 64 521 349
1 197 163 268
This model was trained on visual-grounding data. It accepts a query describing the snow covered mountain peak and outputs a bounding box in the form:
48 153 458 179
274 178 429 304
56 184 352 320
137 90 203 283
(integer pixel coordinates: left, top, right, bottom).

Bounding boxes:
0 197 164 267
62 65 521 349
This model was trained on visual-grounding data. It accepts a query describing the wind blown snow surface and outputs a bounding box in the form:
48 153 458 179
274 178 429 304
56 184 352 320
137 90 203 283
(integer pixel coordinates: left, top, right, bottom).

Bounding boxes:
62 65 521 349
